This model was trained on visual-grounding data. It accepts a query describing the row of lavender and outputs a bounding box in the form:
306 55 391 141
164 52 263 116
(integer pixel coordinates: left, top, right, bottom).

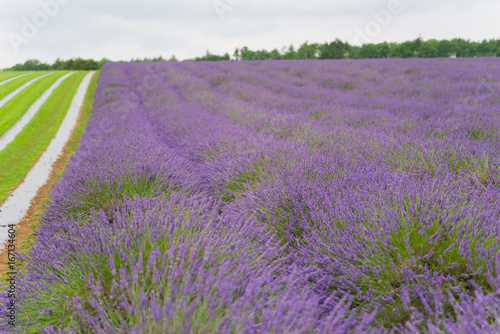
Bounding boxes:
2 58 500 332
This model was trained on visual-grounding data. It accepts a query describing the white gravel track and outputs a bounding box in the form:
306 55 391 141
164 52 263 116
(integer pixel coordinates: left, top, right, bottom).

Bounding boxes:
0 72 95 248
0 73 54 109
0 72 75 152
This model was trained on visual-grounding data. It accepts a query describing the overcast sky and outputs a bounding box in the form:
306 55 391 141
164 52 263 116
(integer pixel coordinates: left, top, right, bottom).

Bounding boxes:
1 0 499 68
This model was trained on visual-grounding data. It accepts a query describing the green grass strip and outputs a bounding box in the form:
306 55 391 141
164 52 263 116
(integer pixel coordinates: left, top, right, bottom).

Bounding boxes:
0 71 70 137
0 72 51 100
0 72 31 83
0 71 88 203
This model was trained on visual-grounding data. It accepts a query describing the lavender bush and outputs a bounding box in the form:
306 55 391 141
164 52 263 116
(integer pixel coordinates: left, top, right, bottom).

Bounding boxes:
2 58 500 333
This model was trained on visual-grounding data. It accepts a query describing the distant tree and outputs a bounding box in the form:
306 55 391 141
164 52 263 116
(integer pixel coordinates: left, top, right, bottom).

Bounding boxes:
233 48 240 60
253 50 272 60
347 46 361 59
195 51 230 62
379 42 390 58
297 42 319 59
418 39 439 58
11 59 50 70
319 39 350 59
239 46 254 60
388 43 402 58
437 40 453 57
477 39 498 56
411 37 422 54
168 55 178 62
270 48 281 60
51 58 64 70
399 41 415 58
61 58 99 70
73 58 85 70
470 41 481 57
359 44 381 59
61 59 74 70
283 45 297 59
452 38 473 57
239 46 274 60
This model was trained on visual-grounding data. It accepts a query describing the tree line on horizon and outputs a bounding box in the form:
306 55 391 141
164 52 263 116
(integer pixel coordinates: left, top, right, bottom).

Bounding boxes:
233 37 500 61
4 37 500 71
4 55 179 71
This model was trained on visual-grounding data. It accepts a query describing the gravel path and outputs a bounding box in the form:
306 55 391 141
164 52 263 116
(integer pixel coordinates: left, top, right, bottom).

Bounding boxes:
0 72 95 247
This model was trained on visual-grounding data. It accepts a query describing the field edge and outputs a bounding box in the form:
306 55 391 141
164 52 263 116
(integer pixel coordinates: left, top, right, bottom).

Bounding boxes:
0 71 100 285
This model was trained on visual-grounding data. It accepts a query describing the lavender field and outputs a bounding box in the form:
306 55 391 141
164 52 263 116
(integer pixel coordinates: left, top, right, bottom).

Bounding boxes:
3 58 500 333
